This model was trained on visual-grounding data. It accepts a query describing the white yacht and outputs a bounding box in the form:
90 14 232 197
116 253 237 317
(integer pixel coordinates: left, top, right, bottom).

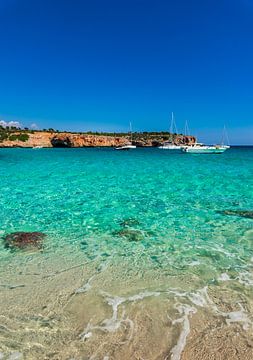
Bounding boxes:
115 122 136 150
182 144 228 154
182 127 230 154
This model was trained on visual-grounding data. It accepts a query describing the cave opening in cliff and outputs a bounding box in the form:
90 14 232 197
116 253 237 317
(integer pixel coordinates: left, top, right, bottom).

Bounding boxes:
50 136 72 148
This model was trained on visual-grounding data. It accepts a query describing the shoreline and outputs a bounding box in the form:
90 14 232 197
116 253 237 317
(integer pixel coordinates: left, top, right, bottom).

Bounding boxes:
0 145 252 148
0 130 196 148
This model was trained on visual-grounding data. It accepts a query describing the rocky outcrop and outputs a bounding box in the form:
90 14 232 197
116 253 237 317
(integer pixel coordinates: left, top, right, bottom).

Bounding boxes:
0 131 196 148
0 132 128 148
57 134 127 147
3 232 46 250
132 135 196 147
173 135 196 145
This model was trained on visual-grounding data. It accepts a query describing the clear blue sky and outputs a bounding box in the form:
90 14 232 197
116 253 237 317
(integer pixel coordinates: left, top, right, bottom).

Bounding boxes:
0 0 252 144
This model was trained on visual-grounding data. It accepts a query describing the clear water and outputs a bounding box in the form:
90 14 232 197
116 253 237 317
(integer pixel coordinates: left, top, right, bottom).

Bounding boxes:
0 147 253 359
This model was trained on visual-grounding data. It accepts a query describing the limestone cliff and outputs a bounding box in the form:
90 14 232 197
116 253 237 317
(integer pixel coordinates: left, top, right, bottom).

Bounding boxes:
0 131 196 148
0 132 127 148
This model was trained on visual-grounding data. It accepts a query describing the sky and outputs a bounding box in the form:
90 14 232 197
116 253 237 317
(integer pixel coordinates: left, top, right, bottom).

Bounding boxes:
0 0 252 144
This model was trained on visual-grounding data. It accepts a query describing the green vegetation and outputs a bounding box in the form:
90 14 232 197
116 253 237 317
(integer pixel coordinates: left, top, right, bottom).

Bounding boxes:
8 133 29 142
0 125 192 145
0 125 30 143
80 131 180 142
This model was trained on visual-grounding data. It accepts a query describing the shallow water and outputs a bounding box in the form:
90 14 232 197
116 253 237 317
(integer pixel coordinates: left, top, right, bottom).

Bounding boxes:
0 147 253 359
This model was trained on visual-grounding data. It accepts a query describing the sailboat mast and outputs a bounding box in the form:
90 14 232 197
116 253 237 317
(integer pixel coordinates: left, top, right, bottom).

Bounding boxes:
184 120 190 136
172 112 178 134
169 113 173 134
129 121 132 143
221 125 230 145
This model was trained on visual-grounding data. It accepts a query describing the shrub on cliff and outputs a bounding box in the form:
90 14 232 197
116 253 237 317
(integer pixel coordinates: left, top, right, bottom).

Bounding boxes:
18 133 29 142
0 132 8 142
8 134 18 141
9 133 29 142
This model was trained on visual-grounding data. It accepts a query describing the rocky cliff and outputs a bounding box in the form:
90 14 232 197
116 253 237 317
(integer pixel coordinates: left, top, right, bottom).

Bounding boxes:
0 132 127 148
0 131 196 148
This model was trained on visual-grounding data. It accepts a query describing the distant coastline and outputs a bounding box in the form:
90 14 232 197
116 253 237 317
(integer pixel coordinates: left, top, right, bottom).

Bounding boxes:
0 128 196 148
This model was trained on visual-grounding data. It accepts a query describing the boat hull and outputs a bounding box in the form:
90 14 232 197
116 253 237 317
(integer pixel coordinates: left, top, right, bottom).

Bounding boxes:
182 147 227 154
115 145 136 150
158 145 182 150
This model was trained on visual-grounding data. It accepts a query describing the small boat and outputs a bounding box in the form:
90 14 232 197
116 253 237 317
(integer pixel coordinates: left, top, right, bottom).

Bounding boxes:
115 122 136 150
33 145 43 149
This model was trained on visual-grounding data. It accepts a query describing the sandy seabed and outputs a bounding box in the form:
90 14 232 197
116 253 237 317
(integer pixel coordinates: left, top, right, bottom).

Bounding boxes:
0 247 253 360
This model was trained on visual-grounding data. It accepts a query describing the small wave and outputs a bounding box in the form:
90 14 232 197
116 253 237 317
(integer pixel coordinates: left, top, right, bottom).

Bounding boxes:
0 352 23 360
217 273 231 282
75 260 109 294
79 284 253 360
187 260 201 267
75 275 95 294
79 290 160 341
171 304 197 360
226 303 252 331
236 271 253 287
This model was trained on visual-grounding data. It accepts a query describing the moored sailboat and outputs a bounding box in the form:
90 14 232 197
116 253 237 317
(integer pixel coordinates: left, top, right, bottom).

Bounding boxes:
115 122 136 150
158 113 182 150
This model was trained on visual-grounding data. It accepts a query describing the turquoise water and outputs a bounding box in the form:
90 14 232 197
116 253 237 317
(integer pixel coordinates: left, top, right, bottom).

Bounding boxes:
0 147 253 359
1 147 252 265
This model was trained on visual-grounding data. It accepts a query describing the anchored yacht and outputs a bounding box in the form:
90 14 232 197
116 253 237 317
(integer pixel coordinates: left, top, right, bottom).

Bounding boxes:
182 144 228 154
182 127 230 154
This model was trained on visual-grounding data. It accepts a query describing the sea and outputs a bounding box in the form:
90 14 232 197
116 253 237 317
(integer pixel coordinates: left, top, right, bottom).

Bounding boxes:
0 147 253 360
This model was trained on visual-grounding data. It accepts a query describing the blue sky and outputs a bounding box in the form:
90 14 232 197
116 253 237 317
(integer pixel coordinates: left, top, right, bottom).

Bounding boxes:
0 0 252 144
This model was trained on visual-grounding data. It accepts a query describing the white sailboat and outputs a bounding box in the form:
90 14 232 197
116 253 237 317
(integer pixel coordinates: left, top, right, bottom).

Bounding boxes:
220 125 230 149
158 113 182 150
115 122 136 150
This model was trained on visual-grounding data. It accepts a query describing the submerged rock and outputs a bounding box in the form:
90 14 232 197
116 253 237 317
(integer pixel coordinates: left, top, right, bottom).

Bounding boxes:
218 210 253 220
3 232 46 250
114 228 145 242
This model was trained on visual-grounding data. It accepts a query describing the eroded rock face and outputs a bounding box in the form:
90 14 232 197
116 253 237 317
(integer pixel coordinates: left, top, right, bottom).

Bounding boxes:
51 136 72 147
0 131 196 148
218 210 253 219
3 232 46 250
